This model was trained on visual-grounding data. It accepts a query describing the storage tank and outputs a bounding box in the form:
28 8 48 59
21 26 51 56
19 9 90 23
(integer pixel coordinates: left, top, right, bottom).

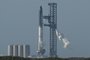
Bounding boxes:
8 45 13 56
23 45 30 58
18 45 23 57
13 45 18 56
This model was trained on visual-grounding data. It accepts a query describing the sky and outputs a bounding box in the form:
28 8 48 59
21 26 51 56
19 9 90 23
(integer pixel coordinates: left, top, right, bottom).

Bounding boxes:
0 0 90 58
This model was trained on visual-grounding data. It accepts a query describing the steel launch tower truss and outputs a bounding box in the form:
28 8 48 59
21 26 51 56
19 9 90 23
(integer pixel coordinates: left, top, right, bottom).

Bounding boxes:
44 3 57 57
48 3 57 57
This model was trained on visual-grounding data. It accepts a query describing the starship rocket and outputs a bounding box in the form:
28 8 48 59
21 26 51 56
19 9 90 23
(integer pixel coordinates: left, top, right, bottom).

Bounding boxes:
37 6 45 56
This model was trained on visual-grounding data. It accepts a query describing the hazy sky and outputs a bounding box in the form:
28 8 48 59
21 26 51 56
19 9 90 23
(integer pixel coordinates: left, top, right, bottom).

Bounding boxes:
0 0 90 57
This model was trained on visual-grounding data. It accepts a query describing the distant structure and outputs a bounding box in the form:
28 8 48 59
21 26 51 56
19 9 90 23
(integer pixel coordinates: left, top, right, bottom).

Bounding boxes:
48 3 57 57
18 45 23 57
37 3 57 57
8 45 13 56
13 45 18 56
8 45 30 58
23 45 30 58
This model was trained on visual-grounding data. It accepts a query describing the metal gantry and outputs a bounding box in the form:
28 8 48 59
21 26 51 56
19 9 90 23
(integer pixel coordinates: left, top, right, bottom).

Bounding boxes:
48 3 57 57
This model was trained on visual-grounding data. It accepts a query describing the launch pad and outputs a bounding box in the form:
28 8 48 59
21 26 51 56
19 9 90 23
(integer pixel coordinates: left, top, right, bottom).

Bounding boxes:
37 2 70 58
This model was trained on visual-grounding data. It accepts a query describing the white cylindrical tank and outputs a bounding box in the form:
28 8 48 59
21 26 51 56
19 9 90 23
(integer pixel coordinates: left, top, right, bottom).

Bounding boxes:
13 45 18 56
23 45 30 58
18 45 23 57
8 44 30 57
8 45 13 56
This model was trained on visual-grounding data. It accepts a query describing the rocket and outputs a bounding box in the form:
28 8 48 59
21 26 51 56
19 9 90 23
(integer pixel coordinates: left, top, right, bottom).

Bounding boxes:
37 6 45 56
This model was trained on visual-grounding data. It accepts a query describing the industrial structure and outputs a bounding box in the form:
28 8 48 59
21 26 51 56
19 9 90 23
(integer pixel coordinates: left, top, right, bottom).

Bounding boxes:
37 3 70 58
37 3 57 57
18 45 23 57
8 2 70 58
13 45 18 56
8 45 30 58
8 45 13 56
23 45 30 58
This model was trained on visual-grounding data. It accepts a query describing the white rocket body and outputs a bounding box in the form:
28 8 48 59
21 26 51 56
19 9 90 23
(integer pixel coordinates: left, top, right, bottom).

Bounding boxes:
38 26 43 51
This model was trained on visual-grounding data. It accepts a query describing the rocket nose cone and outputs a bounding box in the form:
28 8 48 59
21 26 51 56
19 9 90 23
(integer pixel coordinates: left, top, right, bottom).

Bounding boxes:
40 6 42 9
40 6 42 12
